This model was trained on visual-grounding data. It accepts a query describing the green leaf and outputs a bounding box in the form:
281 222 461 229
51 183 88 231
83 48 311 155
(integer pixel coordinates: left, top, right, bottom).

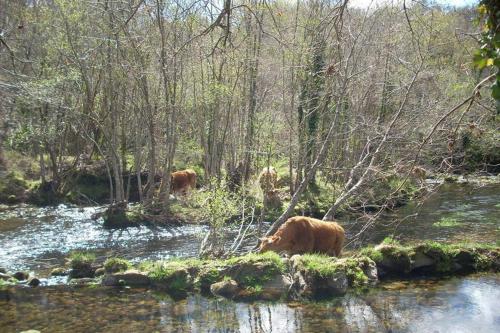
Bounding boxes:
473 54 487 69
492 83 500 101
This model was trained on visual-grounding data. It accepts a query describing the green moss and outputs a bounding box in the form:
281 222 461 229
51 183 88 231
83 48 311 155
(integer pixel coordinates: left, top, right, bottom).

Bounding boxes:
222 252 286 290
299 254 338 278
144 258 204 292
69 251 96 269
360 247 383 263
297 255 371 288
104 257 131 273
244 284 263 296
433 217 461 228
225 252 285 273
382 237 400 246
0 277 18 289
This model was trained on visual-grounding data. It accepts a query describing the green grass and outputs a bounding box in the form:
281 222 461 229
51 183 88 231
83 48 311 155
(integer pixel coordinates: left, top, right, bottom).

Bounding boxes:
0 278 18 289
297 254 371 287
143 258 204 292
225 252 285 272
433 217 461 228
299 254 338 278
359 247 383 263
225 252 286 289
69 251 96 269
104 257 132 273
382 236 401 245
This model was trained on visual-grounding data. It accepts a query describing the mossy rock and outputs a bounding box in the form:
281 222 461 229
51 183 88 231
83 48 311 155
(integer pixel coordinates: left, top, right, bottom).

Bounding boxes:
68 251 96 279
102 203 138 228
372 244 413 276
144 259 203 294
27 181 65 206
223 252 286 290
290 255 349 298
196 265 226 292
102 270 150 287
361 241 499 277
104 258 131 273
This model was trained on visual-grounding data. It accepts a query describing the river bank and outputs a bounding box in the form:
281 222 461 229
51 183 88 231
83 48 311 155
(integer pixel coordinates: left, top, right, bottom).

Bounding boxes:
2 241 498 303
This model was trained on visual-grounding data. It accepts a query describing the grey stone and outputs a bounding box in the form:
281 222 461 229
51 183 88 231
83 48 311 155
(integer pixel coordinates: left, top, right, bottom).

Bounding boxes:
69 278 96 286
210 279 240 299
13 271 29 281
27 277 41 287
260 274 293 300
50 267 68 276
359 258 379 285
412 251 436 269
102 270 150 287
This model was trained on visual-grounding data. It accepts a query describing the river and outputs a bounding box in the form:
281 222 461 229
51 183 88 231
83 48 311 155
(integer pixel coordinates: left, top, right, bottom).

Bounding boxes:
0 182 499 332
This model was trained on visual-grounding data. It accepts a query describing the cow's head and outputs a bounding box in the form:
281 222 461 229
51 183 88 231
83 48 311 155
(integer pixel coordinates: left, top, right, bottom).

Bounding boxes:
258 235 282 253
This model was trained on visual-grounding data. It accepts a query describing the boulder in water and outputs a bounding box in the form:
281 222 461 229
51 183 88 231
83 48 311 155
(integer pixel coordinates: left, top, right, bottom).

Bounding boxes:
50 267 68 276
94 267 105 276
289 255 358 298
102 270 151 287
27 277 41 287
13 271 29 281
210 279 240 299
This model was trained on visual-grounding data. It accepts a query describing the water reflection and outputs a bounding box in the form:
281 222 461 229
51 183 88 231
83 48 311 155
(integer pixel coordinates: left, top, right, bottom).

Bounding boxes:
0 274 498 333
1 183 499 275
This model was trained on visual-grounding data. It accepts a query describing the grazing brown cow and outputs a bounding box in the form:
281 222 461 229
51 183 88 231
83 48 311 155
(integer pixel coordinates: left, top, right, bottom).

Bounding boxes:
259 216 345 257
258 166 278 192
170 169 197 195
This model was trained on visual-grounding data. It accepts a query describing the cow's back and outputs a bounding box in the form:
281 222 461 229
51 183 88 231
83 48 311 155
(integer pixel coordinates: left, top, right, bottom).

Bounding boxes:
280 216 344 256
308 217 345 256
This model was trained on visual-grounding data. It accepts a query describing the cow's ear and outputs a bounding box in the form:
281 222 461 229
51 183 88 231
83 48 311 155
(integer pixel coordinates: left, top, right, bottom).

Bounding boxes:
274 236 281 242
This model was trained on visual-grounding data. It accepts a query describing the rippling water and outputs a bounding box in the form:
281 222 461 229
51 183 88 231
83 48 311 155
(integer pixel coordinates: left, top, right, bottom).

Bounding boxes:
0 204 208 274
345 182 500 247
1 274 498 332
0 183 499 275
1 182 499 332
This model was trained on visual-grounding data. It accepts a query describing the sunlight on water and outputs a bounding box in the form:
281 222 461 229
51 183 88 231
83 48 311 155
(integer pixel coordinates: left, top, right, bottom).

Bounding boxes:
1 183 499 275
0 204 208 273
346 183 500 247
0 274 498 333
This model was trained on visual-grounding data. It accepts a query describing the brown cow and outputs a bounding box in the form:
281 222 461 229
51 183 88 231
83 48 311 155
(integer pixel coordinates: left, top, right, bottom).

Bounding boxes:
258 166 278 192
259 216 345 257
171 169 197 195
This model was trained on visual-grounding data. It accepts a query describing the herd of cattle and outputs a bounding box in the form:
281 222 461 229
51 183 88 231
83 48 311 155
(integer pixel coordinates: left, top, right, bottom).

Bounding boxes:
169 164 428 257
170 166 345 257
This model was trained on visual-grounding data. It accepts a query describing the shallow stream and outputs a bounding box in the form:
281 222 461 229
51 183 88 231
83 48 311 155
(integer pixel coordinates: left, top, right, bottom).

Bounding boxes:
0 182 499 332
